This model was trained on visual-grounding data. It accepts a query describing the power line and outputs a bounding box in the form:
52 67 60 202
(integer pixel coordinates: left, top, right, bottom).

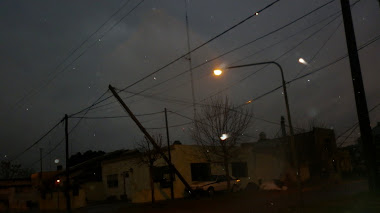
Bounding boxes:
10 0 138 112
293 20 343 79
69 0 337 117
118 30 380 132
14 0 377 166
9 118 64 162
336 102 380 147
288 34 380 85
70 0 283 116
26 32 379 165
71 111 164 119
118 0 280 92
337 124 359 147
204 12 342 101
42 1 366 144
125 3 353 117
118 0 338 101
117 7 344 110
146 121 193 130
25 91 111 167
140 9 345 118
238 33 380 106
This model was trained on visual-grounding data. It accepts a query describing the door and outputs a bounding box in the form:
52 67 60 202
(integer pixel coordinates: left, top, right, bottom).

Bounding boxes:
123 171 132 199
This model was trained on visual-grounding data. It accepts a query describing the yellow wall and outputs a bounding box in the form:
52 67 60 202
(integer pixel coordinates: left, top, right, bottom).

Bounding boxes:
82 182 106 201
101 144 288 203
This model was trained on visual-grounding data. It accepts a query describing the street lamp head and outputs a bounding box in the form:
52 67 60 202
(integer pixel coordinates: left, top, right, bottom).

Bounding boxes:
213 69 223 76
220 133 228 141
298 58 308 65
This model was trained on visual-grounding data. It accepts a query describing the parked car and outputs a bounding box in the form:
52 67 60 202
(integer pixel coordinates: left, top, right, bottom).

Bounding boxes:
259 179 287 191
190 175 241 196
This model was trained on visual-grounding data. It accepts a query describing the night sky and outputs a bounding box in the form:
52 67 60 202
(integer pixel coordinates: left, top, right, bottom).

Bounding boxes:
1 0 379 170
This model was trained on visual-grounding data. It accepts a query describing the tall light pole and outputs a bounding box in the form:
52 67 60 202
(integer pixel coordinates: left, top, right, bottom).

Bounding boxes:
214 61 302 203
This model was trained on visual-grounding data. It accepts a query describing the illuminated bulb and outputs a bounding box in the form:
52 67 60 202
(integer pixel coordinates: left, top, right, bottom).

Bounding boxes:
255 12 259 15
220 133 228 141
298 58 308 65
213 69 223 76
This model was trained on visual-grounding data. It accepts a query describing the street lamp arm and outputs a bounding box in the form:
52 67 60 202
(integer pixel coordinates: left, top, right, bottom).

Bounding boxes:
228 61 283 75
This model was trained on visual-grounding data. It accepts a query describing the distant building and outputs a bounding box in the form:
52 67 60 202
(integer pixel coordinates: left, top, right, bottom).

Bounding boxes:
0 178 37 211
242 127 338 182
341 121 380 177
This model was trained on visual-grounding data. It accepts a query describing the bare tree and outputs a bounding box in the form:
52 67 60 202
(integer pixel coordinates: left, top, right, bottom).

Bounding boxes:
192 97 252 189
0 161 34 179
135 134 163 203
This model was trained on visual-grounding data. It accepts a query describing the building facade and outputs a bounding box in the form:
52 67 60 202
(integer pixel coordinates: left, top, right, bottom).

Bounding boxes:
100 127 338 203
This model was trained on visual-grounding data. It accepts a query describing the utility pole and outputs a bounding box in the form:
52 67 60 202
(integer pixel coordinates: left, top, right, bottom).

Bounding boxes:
340 0 379 193
164 108 175 200
109 85 193 194
64 114 71 212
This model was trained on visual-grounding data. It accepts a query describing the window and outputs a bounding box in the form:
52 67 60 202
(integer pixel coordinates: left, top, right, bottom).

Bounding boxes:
191 163 211 181
231 162 248 177
107 174 118 188
152 166 172 188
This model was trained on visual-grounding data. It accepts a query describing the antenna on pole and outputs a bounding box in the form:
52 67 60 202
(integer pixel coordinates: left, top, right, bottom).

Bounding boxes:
185 0 197 119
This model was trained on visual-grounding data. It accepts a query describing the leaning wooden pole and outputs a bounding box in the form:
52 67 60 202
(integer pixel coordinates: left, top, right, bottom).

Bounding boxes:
109 85 193 194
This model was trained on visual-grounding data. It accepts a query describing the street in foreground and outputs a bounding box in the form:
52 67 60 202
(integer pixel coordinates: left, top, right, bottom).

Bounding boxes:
62 179 380 213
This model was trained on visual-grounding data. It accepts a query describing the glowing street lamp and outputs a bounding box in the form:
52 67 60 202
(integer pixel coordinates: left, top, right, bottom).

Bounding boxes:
220 133 228 141
213 69 223 76
298 58 308 65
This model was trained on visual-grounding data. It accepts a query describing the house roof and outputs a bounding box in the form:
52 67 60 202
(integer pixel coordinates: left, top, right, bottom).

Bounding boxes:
241 127 335 149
